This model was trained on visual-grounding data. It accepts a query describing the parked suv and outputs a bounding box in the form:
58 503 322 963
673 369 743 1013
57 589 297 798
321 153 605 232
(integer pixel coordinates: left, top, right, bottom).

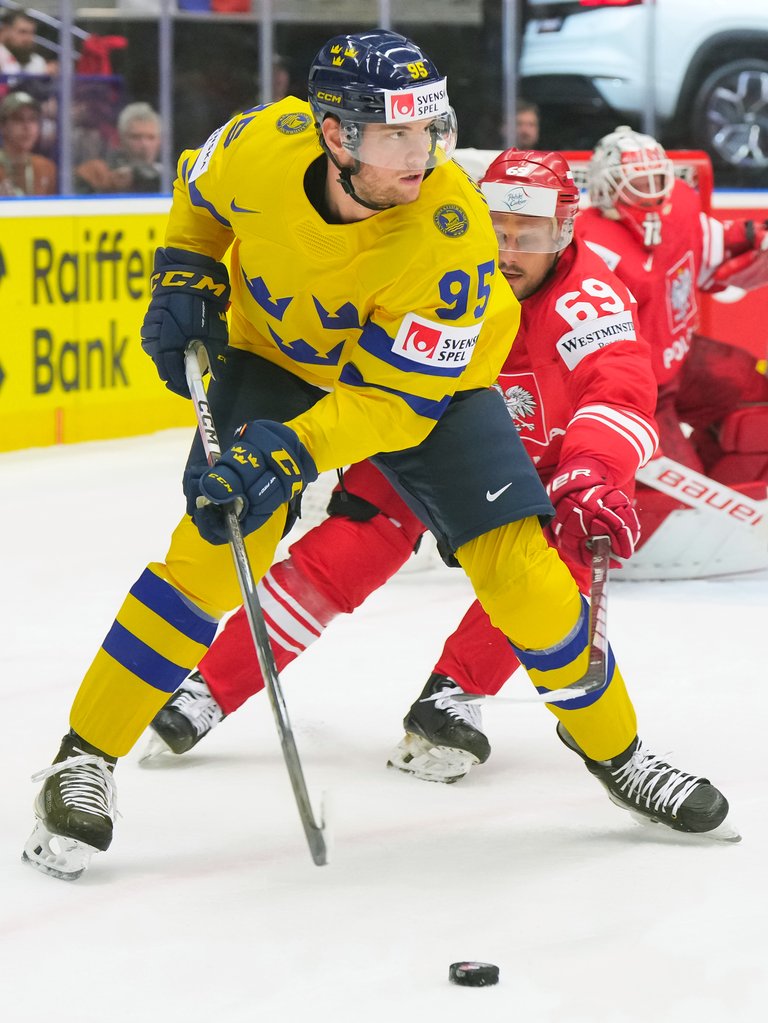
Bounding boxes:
520 0 768 175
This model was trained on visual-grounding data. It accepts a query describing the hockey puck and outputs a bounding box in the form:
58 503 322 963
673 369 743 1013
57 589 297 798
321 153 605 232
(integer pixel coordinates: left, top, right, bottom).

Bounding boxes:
449 962 500 987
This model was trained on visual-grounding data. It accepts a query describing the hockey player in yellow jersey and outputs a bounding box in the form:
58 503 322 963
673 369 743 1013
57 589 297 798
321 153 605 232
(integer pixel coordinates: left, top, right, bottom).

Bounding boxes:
23 31 735 881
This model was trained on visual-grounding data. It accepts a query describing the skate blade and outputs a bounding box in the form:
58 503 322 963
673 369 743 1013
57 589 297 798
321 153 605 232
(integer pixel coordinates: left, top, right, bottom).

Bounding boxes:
22 821 98 881
138 728 174 765
616 800 743 843
387 733 478 784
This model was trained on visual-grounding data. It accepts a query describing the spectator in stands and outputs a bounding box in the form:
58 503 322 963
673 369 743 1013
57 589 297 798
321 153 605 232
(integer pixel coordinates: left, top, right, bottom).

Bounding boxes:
0 90 57 195
516 99 540 148
0 9 51 74
75 101 163 194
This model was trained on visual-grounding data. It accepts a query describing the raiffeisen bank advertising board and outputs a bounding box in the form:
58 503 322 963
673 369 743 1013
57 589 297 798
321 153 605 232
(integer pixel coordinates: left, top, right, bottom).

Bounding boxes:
0 196 195 451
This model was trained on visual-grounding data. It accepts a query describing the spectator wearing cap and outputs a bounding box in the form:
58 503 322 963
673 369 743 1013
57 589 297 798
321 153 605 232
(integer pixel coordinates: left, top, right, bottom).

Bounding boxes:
0 9 50 74
0 91 57 195
75 101 163 194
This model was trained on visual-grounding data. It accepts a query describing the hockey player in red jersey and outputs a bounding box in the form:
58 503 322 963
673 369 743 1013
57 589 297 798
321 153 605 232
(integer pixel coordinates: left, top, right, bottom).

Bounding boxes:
143 149 737 836
576 126 768 565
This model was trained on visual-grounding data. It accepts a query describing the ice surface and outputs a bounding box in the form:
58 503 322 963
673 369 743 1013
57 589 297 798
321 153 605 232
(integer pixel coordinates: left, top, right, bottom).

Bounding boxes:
1 429 765 1022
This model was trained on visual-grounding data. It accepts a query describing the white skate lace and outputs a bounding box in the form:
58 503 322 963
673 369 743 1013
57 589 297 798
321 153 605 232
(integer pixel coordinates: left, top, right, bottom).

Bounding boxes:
31 754 118 821
610 741 702 816
431 684 483 731
172 677 223 737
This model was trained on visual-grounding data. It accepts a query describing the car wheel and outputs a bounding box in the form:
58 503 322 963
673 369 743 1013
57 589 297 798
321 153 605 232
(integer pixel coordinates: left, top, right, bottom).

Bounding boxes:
691 58 768 170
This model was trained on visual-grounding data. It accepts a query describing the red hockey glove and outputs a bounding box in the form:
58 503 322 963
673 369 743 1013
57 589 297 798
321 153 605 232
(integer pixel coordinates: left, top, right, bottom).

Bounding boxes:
712 219 768 293
722 217 768 257
547 458 640 566
710 247 768 293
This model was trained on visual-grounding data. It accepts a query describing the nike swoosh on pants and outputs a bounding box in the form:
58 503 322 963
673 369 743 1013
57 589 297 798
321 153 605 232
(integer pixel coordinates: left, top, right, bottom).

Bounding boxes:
486 482 514 502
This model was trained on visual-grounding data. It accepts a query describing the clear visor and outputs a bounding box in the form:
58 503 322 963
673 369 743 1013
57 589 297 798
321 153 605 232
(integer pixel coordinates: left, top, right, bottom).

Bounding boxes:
612 157 674 209
492 211 574 255
338 109 457 171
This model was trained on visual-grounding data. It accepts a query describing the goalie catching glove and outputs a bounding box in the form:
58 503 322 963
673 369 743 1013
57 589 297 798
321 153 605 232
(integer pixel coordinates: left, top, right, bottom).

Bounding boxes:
141 246 231 397
192 421 319 544
547 457 639 566
711 218 768 293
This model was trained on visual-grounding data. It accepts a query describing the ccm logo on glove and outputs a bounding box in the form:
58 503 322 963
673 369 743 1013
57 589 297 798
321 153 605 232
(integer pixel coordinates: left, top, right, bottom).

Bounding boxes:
192 421 318 544
141 246 231 398
150 268 229 298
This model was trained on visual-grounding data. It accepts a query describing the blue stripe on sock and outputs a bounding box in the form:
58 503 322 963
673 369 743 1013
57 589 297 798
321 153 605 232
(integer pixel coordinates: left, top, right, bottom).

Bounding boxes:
510 596 616 708
129 570 218 647
535 648 617 709
509 595 590 671
102 621 192 694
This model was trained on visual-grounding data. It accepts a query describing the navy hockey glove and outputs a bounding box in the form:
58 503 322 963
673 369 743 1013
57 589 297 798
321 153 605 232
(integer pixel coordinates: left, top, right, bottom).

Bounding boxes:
547 457 640 566
141 246 231 397
193 421 319 544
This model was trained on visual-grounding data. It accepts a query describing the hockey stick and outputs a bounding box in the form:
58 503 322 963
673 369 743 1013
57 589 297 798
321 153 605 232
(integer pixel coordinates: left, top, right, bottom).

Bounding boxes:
636 456 767 534
444 535 611 705
184 340 327 867
574 533 610 696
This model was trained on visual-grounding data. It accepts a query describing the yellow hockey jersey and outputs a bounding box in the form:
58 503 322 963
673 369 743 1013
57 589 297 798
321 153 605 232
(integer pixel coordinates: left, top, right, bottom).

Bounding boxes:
166 98 519 471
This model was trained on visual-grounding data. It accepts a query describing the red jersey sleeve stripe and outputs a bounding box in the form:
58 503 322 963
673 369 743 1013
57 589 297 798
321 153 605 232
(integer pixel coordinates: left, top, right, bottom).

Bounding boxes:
569 404 658 466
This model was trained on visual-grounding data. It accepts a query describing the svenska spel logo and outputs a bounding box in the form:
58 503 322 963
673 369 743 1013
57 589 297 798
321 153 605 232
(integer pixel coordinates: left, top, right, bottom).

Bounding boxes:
276 112 312 135
403 321 442 358
393 313 480 370
434 204 469 238
388 94 415 120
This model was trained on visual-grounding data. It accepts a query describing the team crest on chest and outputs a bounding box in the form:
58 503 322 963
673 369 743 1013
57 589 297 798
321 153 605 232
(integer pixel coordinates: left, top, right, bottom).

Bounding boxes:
433 204 469 238
494 371 549 447
276 112 312 135
665 251 697 334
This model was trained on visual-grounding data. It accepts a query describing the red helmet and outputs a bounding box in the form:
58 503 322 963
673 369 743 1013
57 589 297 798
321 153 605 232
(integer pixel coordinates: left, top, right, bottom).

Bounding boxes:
481 149 579 253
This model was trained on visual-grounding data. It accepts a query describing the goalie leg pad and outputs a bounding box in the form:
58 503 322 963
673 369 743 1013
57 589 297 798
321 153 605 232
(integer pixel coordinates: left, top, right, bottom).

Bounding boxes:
705 406 768 486
632 484 688 550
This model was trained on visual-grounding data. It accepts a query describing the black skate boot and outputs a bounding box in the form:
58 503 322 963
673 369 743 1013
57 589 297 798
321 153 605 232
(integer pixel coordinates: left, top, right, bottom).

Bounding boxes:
22 730 118 881
141 669 225 761
387 673 491 784
557 722 740 841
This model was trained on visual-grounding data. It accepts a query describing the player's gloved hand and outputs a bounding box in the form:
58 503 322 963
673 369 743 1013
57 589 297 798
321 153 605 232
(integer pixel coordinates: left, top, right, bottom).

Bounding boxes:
141 246 231 397
547 457 639 566
710 246 768 293
193 421 319 544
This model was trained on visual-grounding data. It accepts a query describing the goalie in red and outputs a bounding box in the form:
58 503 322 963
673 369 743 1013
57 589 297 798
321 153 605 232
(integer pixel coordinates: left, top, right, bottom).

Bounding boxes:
577 126 768 574
144 148 736 839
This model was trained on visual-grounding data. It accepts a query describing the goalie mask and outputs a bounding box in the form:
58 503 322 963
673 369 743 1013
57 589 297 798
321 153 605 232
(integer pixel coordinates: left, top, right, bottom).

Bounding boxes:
307 30 457 208
480 149 579 255
588 125 675 247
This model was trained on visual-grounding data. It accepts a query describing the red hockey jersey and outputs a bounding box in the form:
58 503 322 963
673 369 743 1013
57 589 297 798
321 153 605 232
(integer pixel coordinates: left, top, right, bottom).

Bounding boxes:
497 236 658 490
575 179 726 388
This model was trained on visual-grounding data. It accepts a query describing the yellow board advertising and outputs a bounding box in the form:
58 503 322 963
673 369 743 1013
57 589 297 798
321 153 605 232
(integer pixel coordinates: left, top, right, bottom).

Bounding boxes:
0 197 196 452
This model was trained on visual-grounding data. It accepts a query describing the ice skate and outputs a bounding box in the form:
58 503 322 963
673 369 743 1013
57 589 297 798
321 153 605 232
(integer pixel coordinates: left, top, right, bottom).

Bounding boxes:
557 722 740 841
22 731 118 881
140 670 225 761
387 673 491 784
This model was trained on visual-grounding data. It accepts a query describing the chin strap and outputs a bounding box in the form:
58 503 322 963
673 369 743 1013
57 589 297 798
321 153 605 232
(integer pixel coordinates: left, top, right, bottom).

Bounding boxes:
336 162 394 212
316 129 393 212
